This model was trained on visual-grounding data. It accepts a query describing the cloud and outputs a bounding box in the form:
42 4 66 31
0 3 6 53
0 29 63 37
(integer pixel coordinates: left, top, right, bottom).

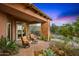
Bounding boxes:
52 16 77 26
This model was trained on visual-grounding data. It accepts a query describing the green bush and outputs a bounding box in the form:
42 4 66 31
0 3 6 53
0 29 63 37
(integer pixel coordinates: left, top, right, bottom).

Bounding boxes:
40 34 48 41
0 36 19 55
31 31 41 36
49 34 53 41
41 48 56 56
49 41 79 56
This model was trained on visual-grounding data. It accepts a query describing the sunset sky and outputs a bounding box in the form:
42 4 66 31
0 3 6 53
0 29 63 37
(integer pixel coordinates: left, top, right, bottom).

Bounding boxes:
34 3 79 26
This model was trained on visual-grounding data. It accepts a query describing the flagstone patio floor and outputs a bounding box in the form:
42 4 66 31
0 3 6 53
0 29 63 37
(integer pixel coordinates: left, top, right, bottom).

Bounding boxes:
15 40 49 56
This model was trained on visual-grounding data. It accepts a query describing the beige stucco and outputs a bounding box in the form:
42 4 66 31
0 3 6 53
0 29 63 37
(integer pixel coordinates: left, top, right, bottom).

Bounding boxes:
0 12 7 37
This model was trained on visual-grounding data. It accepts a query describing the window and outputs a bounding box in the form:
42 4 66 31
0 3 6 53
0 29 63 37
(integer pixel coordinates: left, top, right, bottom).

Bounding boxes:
16 22 25 40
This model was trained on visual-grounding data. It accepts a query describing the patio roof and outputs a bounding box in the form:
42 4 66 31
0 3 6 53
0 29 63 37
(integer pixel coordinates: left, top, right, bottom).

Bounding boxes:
0 3 51 24
23 3 52 20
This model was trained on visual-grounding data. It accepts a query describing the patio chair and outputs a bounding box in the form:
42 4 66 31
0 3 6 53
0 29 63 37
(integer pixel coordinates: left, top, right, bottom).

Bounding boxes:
29 33 38 44
21 36 30 48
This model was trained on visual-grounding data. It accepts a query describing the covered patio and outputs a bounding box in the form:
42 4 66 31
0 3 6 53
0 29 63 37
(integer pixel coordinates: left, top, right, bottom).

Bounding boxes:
0 3 51 56
0 3 51 41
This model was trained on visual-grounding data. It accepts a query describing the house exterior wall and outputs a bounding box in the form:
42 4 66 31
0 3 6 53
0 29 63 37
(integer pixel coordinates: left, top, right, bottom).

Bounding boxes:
0 11 16 40
0 12 7 38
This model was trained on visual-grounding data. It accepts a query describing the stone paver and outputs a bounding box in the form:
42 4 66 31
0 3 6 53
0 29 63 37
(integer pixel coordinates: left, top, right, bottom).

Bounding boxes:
15 40 49 56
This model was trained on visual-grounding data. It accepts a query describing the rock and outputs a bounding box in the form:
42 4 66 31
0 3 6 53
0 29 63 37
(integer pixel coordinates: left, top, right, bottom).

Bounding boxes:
58 50 65 56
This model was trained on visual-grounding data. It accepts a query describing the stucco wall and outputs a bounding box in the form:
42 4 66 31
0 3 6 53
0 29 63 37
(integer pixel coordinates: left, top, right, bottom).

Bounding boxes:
0 12 8 38
0 11 16 40
41 19 50 40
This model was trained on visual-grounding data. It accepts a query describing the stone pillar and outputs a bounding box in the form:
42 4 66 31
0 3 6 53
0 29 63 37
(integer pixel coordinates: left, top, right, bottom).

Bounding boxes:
41 19 50 41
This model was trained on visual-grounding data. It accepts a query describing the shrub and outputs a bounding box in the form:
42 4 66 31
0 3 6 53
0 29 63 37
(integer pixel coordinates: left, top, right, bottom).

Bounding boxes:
41 48 57 56
40 34 48 41
48 34 53 41
49 40 79 56
31 31 41 36
0 36 19 55
37 48 57 56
